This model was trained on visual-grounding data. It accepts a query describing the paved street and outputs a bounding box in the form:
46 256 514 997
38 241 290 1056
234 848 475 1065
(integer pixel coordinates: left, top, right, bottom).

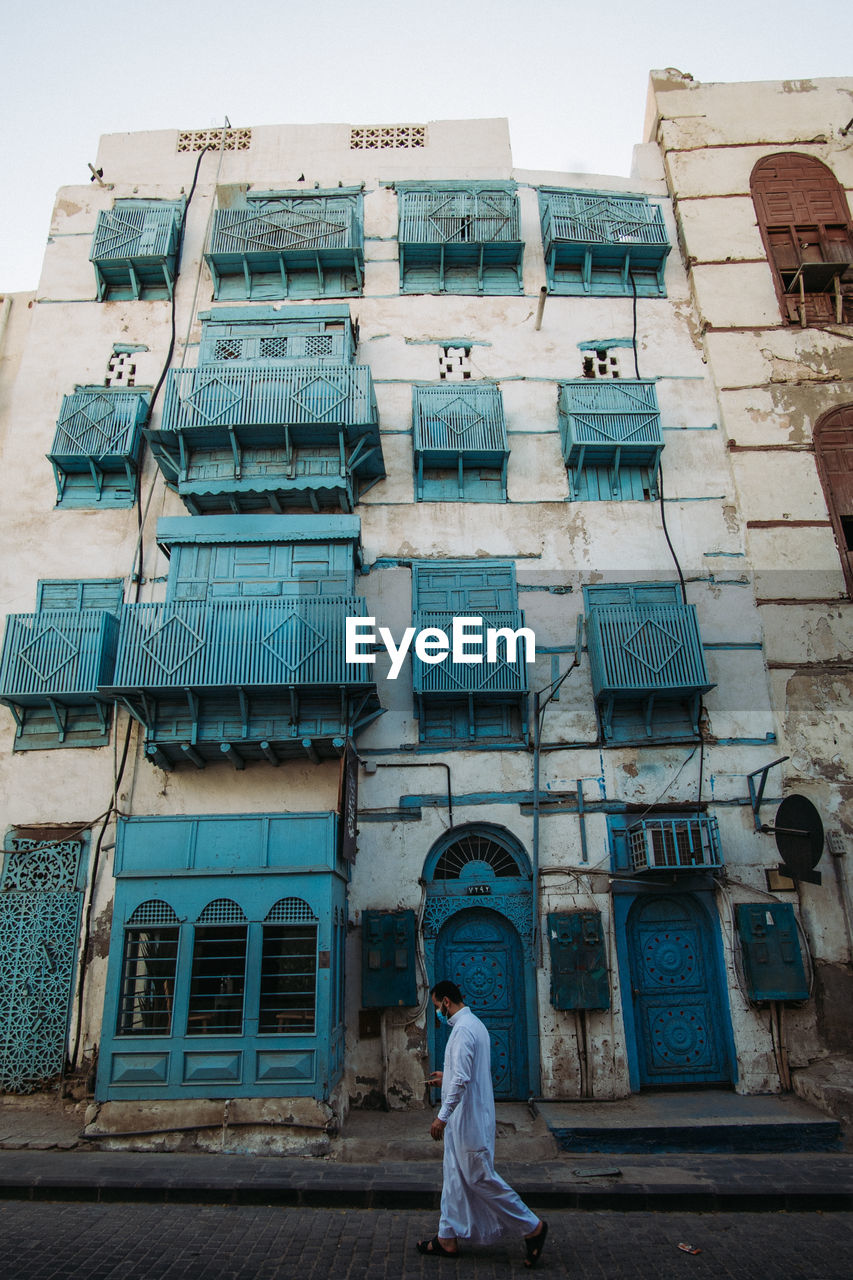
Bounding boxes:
2 1202 852 1280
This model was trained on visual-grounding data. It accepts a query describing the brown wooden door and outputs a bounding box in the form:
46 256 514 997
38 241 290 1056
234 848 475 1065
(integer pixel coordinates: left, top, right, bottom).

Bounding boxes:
814 404 853 594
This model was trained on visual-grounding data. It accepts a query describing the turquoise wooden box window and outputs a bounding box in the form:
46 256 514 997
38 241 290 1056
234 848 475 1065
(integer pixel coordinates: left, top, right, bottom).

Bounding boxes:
584 583 714 742
147 308 384 515
96 812 347 1101
411 562 529 743
100 516 382 769
90 199 184 301
48 386 149 509
397 183 523 295
0 580 123 750
558 380 664 501
206 190 364 300
539 189 670 297
413 384 509 502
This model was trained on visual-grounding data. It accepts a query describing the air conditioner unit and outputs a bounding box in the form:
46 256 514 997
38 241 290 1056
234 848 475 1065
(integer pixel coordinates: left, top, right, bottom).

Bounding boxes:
628 815 722 873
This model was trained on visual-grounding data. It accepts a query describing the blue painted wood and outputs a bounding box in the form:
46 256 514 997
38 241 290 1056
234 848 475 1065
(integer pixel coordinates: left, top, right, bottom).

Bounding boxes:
558 380 664 499
398 185 523 294
48 387 149 507
412 384 508 501
538 189 670 297
586 591 714 740
626 893 733 1087
206 193 364 300
96 812 346 1100
90 200 184 301
434 907 528 1100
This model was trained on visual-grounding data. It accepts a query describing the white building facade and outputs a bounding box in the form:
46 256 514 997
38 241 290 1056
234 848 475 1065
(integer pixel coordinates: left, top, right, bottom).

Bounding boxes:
0 93 848 1147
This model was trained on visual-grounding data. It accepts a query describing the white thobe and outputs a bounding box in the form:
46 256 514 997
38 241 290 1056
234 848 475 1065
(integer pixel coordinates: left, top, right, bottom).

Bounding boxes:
436 1006 539 1244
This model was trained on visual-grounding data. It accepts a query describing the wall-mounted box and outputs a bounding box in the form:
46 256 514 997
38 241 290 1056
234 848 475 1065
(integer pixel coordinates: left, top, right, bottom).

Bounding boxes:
547 911 610 1010
735 903 809 1002
361 910 418 1008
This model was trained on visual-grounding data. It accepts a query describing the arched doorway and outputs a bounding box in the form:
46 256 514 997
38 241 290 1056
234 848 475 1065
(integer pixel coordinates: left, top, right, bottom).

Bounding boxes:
434 908 527 1098
625 893 733 1088
423 825 537 1099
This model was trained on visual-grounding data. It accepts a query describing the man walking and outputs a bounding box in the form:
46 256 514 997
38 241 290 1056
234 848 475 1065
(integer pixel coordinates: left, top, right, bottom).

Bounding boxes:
417 980 548 1267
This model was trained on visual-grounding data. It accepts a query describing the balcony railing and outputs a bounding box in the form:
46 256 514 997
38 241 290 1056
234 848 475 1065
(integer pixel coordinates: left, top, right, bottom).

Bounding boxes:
540 189 670 296
629 815 723 873
586 602 713 739
558 380 664 495
587 603 711 698
398 188 523 293
206 200 363 298
90 203 183 300
48 388 149 501
107 597 375 693
412 611 530 696
160 363 377 435
413 385 508 461
399 190 521 245
0 610 119 705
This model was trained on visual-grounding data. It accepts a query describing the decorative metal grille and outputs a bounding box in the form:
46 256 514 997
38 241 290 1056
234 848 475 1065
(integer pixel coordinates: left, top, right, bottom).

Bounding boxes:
2 839 82 893
197 898 246 924
0 839 83 1092
265 897 317 923
127 899 179 926
433 833 521 880
350 125 426 149
177 128 252 153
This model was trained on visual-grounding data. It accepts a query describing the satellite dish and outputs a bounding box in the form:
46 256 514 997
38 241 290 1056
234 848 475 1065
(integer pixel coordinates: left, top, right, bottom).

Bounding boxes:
773 794 824 883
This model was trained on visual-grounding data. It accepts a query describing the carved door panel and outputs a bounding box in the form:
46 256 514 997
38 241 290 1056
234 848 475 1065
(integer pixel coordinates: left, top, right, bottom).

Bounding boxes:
434 908 526 1099
627 894 731 1087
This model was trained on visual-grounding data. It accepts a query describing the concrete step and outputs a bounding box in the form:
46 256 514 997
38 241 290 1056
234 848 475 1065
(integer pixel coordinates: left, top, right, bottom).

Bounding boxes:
537 1091 842 1154
332 1101 558 1164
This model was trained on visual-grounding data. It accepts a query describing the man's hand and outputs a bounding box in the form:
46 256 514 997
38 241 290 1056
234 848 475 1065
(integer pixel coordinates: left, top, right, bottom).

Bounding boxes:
427 1071 443 1087
430 1117 446 1142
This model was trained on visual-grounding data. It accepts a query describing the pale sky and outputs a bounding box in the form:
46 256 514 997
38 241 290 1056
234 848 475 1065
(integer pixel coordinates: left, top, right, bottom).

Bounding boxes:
1 0 849 293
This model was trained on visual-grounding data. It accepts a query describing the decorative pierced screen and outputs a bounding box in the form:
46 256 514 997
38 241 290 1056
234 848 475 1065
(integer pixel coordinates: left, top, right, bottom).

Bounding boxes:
177 128 252 153
259 336 290 359
127 899 179 926
197 898 247 924
350 125 426 150
265 897 317 923
212 338 244 361
433 833 521 880
304 335 334 357
2 840 83 893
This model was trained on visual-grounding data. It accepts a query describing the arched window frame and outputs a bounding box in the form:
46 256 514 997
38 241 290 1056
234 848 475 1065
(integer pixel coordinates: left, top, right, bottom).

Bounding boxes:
750 153 853 327
813 404 853 596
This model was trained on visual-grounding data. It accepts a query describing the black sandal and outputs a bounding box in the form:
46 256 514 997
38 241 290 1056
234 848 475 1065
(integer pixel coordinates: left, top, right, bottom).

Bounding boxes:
416 1236 460 1258
524 1219 548 1268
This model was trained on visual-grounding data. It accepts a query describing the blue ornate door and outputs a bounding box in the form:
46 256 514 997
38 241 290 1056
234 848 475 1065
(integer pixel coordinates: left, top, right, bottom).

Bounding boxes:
434 908 527 1099
627 894 732 1087
0 839 83 1093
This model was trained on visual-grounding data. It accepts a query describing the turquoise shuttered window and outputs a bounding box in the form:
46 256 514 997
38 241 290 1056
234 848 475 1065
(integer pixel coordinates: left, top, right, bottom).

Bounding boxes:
103 516 382 768
0 580 123 751
206 191 364 300
147 308 384 515
411 562 529 743
539 188 670 297
48 387 149 509
412 384 509 501
558 380 664 501
584 583 714 743
397 183 523 295
98 814 342 1102
90 199 184 301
